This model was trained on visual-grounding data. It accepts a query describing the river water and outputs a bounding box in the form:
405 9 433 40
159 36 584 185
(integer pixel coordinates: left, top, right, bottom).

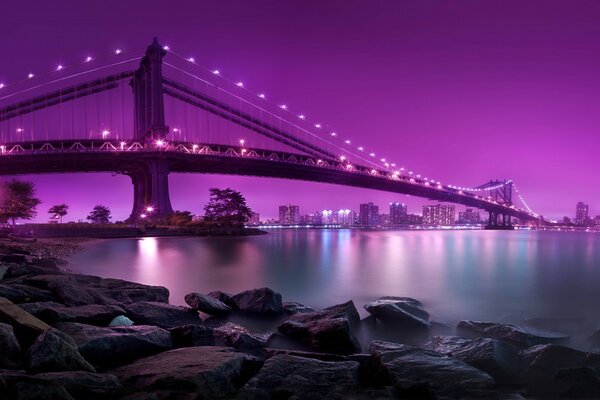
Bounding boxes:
68 229 600 328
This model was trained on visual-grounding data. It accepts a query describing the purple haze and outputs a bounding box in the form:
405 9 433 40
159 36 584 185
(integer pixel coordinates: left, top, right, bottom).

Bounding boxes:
1 1 599 222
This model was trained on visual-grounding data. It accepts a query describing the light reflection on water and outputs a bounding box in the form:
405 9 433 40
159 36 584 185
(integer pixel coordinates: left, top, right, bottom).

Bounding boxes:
69 230 600 325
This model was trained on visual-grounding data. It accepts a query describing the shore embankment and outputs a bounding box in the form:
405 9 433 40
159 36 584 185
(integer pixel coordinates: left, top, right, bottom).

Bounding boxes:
1 238 600 399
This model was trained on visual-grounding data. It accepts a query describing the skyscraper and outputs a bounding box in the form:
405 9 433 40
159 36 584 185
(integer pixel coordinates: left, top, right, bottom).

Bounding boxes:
279 205 300 225
390 202 408 225
458 208 481 224
575 202 589 225
359 203 379 226
423 204 456 226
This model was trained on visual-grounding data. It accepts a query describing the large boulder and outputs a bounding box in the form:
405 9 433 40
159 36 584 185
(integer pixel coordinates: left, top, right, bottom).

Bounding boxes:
0 284 56 304
125 301 201 328
278 301 361 354
11 382 74 400
457 321 569 348
36 304 126 326
184 292 231 316
519 344 600 398
169 324 216 347
26 328 95 373
53 322 173 368
230 287 283 315
212 322 271 354
0 322 22 369
207 291 237 309
283 301 315 315
370 340 495 399
242 354 364 400
425 335 521 383
0 297 51 345
554 367 600 399
364 297 431 333
33 371 122 398
110 346 263 398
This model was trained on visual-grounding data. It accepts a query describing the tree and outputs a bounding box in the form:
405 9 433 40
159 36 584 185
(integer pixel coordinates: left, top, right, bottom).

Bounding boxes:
87 204 112 224
166 210 193 226
0 179 42 226
48 203 69 223
203 188 253 226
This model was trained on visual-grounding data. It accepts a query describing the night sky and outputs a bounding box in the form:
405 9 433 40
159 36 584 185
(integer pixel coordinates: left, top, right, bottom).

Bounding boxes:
1 0 599 222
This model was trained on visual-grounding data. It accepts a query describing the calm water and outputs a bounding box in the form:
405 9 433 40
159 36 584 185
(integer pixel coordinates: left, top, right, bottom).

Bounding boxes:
69 229 600 326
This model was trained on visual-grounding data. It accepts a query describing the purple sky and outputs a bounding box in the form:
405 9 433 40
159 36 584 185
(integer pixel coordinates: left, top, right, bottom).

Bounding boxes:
1 0 599 222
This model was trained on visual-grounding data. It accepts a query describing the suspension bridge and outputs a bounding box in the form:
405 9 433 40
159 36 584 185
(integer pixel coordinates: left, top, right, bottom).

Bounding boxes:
0 39 544 229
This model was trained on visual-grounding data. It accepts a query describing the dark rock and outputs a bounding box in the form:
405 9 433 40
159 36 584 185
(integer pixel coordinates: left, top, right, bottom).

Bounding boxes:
283 301 315 315
26 328 95 373
588 329 600 349
554 367 600 399
278 301 361 354
212 322 271 354
33 371 122 398
18 301 65 317
242 354 363 400
0 254 26 264
0 284 56 303
425 335 521 383
0 323 22 369
110 346 263 398
12 382 75 400
207 291 237 309
37 304 126 325
457 320 569 347
370 340 495 399
29 257 64 269
169 324 216 347
4 263 65 279
230 287 283 315
0 297 51 346
53 322 173 368
263 348 353 362
364 297 431 334
184 292 231 316
519 344 600 398
125 301 201 329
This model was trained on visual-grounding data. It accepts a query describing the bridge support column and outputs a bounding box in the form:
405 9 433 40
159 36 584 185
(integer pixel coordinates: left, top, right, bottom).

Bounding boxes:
485 211 515 230
128 157 173 220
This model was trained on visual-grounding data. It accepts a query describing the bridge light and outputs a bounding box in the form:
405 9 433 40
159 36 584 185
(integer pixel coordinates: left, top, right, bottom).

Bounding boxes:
330 132 337 137
314 123 321 128
101 129 110 138
120 141 126 150
346 164 353 170
317 159 323 164
391 163 396 167
358 147 364 151
28 73 34 79
115 49 122 55
212 69 220 75
384 163 389 167
56 65 63 71
0 83 4 89
345 140 351 144
140 214 147 219
16 128 23 133
258 93 265 99
162 45 170 51
192 144 198 152
241 149 247 154
146 206 154 213
239 139 245 146
187 57 195 63
369 153 375 157
298 114 305 120
340 155 346 161
0 146 5 154
236 82 244 87
85 56 92 62
156 140 165 147
172 128 180 133
280 104 287 110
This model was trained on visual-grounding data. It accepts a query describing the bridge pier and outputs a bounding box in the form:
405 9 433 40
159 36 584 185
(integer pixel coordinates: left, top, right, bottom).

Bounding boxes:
128 157 173 220
485 211 514 230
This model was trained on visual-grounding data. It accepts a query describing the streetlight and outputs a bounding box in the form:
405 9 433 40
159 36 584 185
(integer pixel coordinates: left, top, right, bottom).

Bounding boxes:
101 129 110 139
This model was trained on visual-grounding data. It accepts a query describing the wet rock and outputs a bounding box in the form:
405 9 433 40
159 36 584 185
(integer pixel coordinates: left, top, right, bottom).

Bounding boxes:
519 344 600 398
207 291 237 309
108 315 134 326
12 381 74 400
26 328 95 373
230 287 283 315
278 300 361 354
125 301 201 329
0 284 56 304
425 335 520 383
0 323 22 369
33 371 122 398
3 263 65 279
37 304 126 325
457 320 569 348
184 292 231 316
364 297 431 333
212 322 271 354
169 324 216 347
262 348 353 362
554 367 600 399
370 340 495 399
283 301 315 315
242 354 363 400
17 301 64 317
110 346 263 398
53 322 173 369
0 254 26 264
0 265 7 280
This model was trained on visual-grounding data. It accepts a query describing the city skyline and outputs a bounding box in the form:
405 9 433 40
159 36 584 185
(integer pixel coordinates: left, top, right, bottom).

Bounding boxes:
2 1 600 222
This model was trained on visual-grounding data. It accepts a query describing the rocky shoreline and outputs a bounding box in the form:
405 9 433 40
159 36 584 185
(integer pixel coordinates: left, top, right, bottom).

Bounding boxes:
1 240 600 399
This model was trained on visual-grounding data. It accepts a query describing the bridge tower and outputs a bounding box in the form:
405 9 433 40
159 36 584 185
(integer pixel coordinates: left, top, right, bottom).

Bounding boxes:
128 38 173 220
480 180 515 230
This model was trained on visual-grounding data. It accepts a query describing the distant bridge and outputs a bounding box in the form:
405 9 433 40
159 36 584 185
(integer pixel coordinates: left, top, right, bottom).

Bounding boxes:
0 39 544 228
